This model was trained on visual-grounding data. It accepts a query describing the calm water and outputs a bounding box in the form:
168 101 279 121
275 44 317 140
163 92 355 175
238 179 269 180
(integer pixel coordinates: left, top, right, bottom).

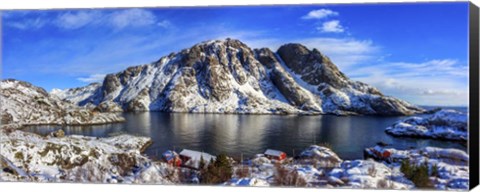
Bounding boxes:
23 106 467 160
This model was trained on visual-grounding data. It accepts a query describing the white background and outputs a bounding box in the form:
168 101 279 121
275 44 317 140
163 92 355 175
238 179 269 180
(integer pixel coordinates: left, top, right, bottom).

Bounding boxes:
0 0 479 192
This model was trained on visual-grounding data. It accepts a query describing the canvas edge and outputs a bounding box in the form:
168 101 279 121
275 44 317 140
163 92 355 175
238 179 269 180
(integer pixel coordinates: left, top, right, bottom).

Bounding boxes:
469 1 479 190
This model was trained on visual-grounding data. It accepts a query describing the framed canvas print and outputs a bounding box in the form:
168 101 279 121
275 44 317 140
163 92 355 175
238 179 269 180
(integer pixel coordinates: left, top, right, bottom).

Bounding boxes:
1 0 479 191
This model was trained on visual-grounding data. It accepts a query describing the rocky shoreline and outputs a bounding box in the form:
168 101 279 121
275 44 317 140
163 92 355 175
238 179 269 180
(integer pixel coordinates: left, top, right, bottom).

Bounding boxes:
0 79 171 183
224 144 468 190
385 109 468 142
0 125 469 190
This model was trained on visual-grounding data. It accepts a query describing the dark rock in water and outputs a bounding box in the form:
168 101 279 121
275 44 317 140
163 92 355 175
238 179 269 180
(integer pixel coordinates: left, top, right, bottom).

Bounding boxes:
424 107 443 114
50 129 65 138
376 142 389 147
50 38 425 116
1 113 13 124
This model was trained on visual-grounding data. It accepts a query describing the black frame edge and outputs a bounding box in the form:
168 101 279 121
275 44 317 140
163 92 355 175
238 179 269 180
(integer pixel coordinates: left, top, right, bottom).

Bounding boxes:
469 1 480 190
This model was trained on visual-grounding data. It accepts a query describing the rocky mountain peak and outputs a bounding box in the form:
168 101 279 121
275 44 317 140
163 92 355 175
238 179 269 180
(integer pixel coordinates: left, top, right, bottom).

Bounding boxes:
52 38 424 116
277 43 349 89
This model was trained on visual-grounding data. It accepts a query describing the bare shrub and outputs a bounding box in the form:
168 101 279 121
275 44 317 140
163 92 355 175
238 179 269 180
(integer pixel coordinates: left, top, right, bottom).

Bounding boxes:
274 163 307 187
164 167 179 182
368 165 377 177
235 166 250 178
317 142 333 149
65 163 102 182
108 153 137 176
377 179 394 189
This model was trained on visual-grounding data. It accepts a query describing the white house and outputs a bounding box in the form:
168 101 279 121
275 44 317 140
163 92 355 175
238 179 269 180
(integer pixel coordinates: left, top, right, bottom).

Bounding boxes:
179 149 216 169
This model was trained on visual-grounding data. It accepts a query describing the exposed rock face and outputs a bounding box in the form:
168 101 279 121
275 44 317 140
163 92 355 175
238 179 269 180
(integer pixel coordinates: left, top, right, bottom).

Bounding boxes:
277 44 349 89
0 79 125 127
52 38 424 115
276 43 422 116
95 101 123 112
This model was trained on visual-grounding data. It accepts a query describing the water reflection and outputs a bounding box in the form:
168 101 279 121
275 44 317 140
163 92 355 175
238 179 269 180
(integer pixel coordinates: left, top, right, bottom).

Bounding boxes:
23 112 467 160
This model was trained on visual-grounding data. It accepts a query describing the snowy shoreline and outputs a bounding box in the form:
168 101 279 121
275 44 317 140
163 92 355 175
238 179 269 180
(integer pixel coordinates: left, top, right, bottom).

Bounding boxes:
224 144 469 190
385 109 468 142
0 126 469 190
0 79 469 189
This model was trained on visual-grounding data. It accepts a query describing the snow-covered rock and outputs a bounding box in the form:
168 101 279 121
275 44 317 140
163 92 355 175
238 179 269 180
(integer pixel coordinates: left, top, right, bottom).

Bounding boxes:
52 38 424 116
364 145 469 190
233 146 414 189
235 144 468 190
299 145 342 167
331 159 413 189
0 128 174 184
225 177 270 186
51 82 102 106
385 109 467 141
0 79 125 127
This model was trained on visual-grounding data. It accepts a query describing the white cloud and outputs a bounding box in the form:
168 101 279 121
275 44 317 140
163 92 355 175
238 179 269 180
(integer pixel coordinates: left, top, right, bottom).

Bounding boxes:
318 20 344 33
302 9 338 20
157 20 171 28
109 9 157 29
351 59 468 106
294 37 379 69
368 59 467 78
7 17 46 30
55 11 100 29
8 9 168 30
77 74 106 83
302 9 346 33
238 36 379 72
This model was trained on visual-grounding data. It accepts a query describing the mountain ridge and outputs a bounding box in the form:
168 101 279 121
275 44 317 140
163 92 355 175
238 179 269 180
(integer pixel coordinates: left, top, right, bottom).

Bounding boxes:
0 79 125 127
52 38 424 116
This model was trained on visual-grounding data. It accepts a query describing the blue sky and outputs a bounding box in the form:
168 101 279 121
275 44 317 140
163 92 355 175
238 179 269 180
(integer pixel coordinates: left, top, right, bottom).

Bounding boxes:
1 2 470 106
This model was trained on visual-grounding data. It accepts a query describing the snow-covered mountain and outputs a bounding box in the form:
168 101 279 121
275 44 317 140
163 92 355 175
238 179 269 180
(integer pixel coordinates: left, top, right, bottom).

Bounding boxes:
0 79 124 127
52 38 424 115
51 82 101 106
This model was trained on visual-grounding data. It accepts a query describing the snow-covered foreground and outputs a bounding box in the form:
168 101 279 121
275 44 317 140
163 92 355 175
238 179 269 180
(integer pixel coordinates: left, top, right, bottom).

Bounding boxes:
226 145 469 190
0 128 468 190
365 145 469 190
385 109 468 141
0 128 177 184
226 145 414 189
0 79 177 183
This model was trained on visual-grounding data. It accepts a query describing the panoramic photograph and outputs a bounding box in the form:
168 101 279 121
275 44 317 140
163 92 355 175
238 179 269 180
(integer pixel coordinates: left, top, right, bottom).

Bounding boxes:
0 2 471 190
